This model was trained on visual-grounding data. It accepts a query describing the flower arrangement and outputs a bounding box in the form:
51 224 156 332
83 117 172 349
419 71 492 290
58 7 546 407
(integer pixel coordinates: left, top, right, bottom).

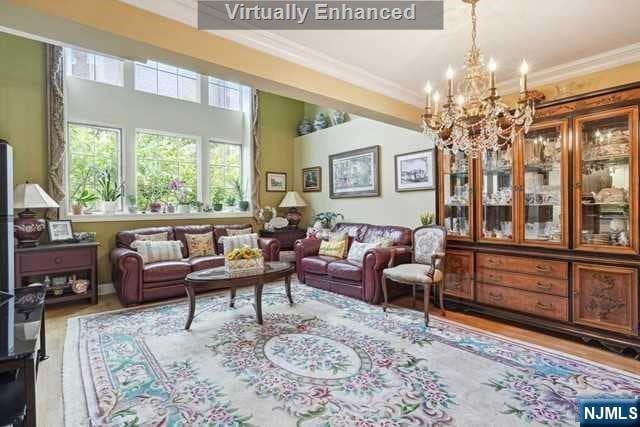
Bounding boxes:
312 211 344 229
169 178 194 205
225 245 264 277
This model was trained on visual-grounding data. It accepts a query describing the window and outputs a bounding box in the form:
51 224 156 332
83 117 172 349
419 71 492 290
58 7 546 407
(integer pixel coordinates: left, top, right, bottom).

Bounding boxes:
135 61 200 103
66 48 124 86
209 142 242 198
67 123 121 210
136 130 198 208
208 77 241 110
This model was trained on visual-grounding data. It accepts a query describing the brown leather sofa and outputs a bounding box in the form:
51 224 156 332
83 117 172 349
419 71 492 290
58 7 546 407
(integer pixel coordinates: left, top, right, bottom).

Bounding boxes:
110 224 280 305
294 222 412 304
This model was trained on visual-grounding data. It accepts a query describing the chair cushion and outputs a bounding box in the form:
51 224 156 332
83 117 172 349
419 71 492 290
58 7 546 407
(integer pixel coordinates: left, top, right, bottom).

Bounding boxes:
143 261 191 283
189 255 225 271
383 263 443 284
300 255 338 275
327 260 362 282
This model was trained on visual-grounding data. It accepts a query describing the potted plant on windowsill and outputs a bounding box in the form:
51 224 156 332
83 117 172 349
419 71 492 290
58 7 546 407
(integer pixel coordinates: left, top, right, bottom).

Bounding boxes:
96 169 123 214
212 187 225 211
139 180 163 213
233 178 250 211
69 171 97 215
224 194 236 211
126 195 138 214
191 200 204 213
170 178 193 214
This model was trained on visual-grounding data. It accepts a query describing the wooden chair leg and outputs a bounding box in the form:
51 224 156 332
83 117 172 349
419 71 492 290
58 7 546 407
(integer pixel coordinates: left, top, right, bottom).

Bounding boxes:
438 281 446 317
412 285 416 309
382 274 389 312
423 283 431 326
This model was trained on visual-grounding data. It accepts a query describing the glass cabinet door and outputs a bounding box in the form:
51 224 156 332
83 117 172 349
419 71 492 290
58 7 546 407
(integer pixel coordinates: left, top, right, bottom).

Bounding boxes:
439 151 473 240
574 106 638 254
519 121 568 247
477 145 516 243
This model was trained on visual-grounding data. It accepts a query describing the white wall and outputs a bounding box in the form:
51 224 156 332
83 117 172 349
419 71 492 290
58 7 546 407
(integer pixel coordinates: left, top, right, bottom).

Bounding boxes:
293 117 436 229
64 60 251 204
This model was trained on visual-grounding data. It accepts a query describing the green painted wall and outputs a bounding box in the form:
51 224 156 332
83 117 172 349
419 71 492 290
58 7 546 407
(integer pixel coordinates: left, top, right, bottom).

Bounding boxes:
259 91 304 208
0 32 47 188
0 32 304 285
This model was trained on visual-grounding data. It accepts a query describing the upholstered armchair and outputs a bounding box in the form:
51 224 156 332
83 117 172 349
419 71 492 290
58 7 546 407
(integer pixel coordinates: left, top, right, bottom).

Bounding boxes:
382 225 447 326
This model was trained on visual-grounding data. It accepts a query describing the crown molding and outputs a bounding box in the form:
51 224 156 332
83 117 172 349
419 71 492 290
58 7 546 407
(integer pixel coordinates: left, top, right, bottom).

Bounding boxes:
121 0 640 106
496 42 640 95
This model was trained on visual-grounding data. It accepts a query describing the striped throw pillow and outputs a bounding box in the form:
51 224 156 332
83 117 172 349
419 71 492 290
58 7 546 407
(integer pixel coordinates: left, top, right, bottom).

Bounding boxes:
131 240 183 264
220 233 259 255
318 236 348 258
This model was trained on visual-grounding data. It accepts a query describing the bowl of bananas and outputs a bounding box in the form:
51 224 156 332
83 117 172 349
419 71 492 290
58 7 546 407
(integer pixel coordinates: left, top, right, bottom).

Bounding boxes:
224 246 264 277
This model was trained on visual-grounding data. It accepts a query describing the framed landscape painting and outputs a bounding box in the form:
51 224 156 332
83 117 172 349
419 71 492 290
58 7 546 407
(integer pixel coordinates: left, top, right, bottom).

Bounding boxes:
329 145 380 199
394 149 435 192
266 172 287 192
302 166 321 192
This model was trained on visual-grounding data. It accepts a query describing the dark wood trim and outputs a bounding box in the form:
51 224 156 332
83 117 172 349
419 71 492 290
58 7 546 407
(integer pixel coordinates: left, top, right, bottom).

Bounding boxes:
535 81 640 110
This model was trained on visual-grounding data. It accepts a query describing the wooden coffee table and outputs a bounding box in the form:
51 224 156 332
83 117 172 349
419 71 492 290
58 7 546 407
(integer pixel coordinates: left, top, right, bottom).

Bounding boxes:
183 261 295 329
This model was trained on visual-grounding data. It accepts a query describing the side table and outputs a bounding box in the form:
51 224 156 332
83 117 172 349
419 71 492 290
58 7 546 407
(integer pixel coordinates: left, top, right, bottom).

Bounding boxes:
15 242 100 306
260 228 307 250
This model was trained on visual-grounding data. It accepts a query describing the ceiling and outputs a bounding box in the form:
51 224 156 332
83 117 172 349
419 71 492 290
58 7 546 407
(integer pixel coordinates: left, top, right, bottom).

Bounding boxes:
122 0 640 106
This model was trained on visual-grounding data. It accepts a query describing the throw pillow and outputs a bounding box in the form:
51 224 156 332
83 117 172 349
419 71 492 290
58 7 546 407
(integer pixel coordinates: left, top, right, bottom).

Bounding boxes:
227 227 252 236
323 231 347 241
134 232 168 242
375 237 395 248
220 233 259 255
185 232 215 257
318 236 348 258
130 240 183 264
347 241 382 264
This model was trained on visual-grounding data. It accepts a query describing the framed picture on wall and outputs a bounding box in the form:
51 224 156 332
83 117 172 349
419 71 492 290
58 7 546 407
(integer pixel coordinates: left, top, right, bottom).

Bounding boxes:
329 145 380 199
302 166 321 192
394 149 435 192
266 171 287 192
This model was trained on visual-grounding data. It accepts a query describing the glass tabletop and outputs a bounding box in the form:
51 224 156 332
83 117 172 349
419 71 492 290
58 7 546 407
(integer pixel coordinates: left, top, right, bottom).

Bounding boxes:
0 287 44 363
186 261 293 282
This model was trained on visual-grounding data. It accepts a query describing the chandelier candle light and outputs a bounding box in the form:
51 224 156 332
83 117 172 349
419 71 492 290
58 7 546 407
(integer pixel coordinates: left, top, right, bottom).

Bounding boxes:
422 0 535 158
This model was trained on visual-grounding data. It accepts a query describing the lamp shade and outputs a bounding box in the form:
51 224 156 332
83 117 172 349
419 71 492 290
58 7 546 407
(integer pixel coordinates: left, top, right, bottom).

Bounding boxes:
13 182 59 209
279 191 307 208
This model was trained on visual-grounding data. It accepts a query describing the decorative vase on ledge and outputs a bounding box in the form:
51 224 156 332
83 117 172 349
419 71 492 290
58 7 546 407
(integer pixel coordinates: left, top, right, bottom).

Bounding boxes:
149 202 162 213
177 204 191 214
102 200 119 214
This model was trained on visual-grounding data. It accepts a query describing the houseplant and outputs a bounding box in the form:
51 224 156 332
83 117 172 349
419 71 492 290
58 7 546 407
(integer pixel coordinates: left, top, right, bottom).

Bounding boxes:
139 181 164 213
191 200 204 212
69 171 97 215
420 212 436 226
169 178 193 214
225 194 237 211
212 187 225 211
96 169 123 214
233 178 250 211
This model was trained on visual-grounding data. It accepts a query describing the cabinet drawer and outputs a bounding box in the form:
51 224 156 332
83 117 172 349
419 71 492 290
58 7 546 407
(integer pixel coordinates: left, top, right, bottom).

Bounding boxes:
19 248 93 273
477 283 568 321
476 253 568 279
477 268 568 296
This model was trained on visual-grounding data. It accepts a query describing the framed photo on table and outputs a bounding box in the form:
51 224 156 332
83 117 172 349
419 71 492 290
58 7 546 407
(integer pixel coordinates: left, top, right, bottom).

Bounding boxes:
266 172 287 192
47 220 75 242
302 166 321 192
329 145 380 199
394 149 435 192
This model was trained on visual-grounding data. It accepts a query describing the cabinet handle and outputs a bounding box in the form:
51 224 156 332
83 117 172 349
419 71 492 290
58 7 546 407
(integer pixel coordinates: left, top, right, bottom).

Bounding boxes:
488 274 502 282
574 182 582 189
488 292 503 300
536 301 554 311
536 281 552 290
488 258 503 266
535 264 551 273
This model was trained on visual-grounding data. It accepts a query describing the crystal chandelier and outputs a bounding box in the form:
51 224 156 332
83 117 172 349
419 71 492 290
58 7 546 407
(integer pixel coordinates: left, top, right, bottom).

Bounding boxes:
422 0 535 158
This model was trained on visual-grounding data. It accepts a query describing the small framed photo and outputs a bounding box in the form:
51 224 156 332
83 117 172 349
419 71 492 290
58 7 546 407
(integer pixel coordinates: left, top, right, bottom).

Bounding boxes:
47 220 75 242
266 172 287 192
394 149 435 192
302 166 321 192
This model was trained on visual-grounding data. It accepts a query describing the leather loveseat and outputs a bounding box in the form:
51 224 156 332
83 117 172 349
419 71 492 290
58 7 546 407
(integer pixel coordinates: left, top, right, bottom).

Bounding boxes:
294 222 412 304
110 224 280 305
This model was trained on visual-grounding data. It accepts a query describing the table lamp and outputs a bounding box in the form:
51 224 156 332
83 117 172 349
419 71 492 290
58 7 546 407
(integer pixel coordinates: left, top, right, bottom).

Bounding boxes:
279 191 307 228
13 182 59 246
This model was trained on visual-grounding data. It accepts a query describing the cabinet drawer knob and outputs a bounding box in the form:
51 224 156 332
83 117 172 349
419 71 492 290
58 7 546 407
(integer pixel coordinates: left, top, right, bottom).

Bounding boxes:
536 281 552 290
488 274 502 282
54 257 63 264
536 301 554 311
488 292 503 300
535 264 551 273
488 258 502 266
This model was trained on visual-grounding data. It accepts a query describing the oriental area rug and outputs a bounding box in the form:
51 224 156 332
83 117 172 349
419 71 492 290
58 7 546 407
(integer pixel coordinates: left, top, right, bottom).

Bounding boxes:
63 281 640 426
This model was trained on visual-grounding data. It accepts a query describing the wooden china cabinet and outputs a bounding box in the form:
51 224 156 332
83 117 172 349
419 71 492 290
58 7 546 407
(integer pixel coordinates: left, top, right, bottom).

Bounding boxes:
437 83 640 355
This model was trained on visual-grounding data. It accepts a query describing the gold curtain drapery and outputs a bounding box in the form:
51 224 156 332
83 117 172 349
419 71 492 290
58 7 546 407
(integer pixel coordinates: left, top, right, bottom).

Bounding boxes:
46 44 66 219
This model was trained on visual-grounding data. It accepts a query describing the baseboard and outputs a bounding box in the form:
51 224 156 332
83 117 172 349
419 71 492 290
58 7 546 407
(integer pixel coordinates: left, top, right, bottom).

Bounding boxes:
98 282 115 295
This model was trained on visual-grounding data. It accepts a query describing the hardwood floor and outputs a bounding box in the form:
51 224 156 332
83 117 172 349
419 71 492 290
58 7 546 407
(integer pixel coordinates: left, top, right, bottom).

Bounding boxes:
38 288 639 426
